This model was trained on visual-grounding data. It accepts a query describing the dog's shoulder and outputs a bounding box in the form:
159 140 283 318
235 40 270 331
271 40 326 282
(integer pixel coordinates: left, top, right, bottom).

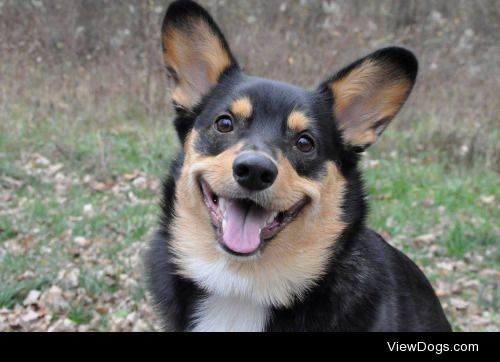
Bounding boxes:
145 229 203 331
268 229 451 331
361 229 452 331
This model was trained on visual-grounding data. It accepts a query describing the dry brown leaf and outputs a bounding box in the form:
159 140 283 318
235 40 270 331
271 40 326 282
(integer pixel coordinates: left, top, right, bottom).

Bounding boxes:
479 195 495 205
1 176 23 188
23 290 41 306
83 204 94 218
48 318 76 332
122 170 142 181
450 298 470 311
21 309 40 323
415 233 438 244
132 176 147 188
47 163 64 176
90 180 116 192
40 286 69 313
58 267 80 289
74 236 91 248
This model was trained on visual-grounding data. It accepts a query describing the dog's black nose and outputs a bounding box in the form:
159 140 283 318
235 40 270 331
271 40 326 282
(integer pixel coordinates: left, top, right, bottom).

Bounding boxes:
233 153 278 191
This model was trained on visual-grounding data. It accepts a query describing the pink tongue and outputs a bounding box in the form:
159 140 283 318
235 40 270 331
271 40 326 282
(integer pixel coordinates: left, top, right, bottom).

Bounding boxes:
222 200 268 254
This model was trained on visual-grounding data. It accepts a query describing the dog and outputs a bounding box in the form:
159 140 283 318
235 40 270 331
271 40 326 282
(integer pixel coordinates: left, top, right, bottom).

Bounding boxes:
146 0 451 332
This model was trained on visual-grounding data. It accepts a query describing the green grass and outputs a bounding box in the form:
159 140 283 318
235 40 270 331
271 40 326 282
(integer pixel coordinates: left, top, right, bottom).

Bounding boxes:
0 110 498 331
67 305 93 325
78 271 119 296
0 113 175 320
363 152 498 259
0 217 17 243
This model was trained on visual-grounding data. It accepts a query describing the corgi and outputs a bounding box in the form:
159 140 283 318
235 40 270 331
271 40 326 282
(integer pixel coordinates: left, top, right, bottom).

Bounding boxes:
146 0 451 332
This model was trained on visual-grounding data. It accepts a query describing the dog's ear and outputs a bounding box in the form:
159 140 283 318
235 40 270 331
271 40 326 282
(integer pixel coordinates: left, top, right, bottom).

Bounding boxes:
162 0 238 111
320 47 418 151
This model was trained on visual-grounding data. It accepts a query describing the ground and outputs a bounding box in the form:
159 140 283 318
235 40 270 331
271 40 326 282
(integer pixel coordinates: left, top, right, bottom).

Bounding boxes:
0 115 498 332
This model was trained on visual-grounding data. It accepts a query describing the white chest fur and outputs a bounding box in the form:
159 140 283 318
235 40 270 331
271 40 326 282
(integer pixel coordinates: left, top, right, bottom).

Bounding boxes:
191 295 269 332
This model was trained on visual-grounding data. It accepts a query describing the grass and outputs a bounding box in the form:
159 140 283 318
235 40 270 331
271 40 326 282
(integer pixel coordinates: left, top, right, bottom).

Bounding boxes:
0 110 498 331
67 305 93 325
78 271 119 296
0 255 53 308
365 141 498 259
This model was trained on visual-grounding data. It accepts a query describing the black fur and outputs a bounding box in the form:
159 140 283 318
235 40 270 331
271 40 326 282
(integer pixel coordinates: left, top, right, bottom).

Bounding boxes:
145 0 451 332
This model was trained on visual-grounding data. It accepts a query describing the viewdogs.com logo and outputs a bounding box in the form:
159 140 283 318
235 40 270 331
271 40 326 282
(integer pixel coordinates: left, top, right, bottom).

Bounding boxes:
387 342 479 354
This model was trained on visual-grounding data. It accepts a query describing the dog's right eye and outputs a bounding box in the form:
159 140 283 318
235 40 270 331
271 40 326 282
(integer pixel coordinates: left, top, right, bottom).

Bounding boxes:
215 115 234 133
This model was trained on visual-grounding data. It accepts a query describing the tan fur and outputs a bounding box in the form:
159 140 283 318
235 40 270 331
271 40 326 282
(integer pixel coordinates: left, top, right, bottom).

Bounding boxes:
332 59 381 116
331 59 411 147
170 134 346 307
163 20 232 109
230 97 253 119
287 110 311 133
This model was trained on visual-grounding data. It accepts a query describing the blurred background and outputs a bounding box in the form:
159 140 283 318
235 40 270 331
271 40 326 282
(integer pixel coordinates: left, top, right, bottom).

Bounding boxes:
0 0 498 331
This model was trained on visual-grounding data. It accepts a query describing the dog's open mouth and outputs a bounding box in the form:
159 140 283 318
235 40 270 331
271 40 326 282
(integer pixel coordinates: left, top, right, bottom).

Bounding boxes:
200 180 308 256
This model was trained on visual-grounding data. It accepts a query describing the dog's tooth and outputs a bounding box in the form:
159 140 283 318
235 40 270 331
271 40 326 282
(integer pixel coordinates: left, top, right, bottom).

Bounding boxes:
219 198 226 212
267 212 277 224
222 217 227 230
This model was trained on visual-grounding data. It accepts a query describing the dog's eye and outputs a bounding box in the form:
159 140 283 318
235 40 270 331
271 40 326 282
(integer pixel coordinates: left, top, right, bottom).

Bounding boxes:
296 135 315 153
215 115 234 133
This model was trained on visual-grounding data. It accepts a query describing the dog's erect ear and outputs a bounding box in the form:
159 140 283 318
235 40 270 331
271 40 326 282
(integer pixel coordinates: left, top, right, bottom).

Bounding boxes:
321 47 418 150
162 0 238 111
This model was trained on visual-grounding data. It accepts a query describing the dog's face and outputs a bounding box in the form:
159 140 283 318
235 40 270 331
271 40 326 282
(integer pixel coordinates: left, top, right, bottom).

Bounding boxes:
162 1 417 306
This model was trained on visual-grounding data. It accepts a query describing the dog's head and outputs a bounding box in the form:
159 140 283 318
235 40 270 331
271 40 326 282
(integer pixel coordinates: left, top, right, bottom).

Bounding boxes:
162 1 417 306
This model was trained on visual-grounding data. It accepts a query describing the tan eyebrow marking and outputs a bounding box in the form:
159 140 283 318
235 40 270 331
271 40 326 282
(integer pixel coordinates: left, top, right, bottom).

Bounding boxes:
287 110 311 132
230 97 253 118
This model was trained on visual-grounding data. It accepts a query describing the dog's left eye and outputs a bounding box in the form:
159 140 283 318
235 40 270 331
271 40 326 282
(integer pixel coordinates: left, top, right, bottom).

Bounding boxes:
296 135 315 153
215 115 234 133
